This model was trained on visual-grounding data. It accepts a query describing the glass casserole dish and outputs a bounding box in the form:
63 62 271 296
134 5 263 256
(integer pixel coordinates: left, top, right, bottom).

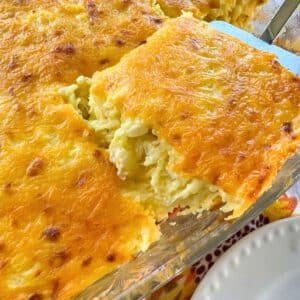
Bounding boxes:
75 1 300 299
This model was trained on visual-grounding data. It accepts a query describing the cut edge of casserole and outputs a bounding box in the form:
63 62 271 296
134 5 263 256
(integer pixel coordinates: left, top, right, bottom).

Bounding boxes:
60 76 238 220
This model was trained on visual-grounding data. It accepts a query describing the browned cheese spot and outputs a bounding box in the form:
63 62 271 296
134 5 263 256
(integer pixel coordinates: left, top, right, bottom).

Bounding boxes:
282 122 292 134
51 279 60 300
49 250 70 268
0 259 7 269
53 43 76 55
8 55 18 69
209 0 220 8
93 149 101 158
54 29 63 36
179 111 192 120
106 253 116 262
271 59 280 70
21 73 32 83
87 0 100 23
171 133 181 144
26 158 44 176
8 87 15 96
0 239 5 251
42 226 61 242
115 39 125 47
14 0 24 5
99 58 110 65
28 293 43 300
3 182 13 194
81 256 92 267
76 174 87 187
189 38 201 50
150 16 163 24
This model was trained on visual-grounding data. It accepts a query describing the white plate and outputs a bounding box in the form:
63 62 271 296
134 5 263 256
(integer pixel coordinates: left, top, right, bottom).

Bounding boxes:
192 217 300 300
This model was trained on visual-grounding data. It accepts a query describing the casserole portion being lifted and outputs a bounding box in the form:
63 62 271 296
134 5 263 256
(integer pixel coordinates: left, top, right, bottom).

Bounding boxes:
65 14 300 220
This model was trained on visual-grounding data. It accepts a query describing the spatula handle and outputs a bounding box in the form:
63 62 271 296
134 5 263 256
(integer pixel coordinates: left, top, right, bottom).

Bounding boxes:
260 0 300 43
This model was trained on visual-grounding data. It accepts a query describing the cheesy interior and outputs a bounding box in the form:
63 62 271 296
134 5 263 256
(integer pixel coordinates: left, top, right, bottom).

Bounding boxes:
61 76 237 218
157 0 267 29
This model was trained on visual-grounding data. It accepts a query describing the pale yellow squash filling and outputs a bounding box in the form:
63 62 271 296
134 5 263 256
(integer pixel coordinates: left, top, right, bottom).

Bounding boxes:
61 76 238 219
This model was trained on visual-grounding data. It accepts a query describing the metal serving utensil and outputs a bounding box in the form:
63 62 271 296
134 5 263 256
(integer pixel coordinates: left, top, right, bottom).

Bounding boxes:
260 0 300 43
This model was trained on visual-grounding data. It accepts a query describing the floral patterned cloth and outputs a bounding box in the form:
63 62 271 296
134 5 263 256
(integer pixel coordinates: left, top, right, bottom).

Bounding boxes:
151 194 298 300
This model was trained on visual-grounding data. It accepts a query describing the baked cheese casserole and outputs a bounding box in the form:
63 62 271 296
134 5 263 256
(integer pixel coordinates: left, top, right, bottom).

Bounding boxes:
1 1 297 300
157 0 267 28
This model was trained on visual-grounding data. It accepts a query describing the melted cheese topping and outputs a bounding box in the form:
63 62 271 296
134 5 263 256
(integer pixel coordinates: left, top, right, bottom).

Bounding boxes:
0 91 160 299
90 15 300 218
0 0 166 97
0 1 289 299
0 1 164 299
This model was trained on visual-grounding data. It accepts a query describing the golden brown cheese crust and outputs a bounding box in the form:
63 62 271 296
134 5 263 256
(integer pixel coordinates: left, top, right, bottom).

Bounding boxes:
0 1 163 299
92 15 300 216
0 0 165 96
0 1 288 298
0 92 159 300
0 116 157 299
157 0 267 27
